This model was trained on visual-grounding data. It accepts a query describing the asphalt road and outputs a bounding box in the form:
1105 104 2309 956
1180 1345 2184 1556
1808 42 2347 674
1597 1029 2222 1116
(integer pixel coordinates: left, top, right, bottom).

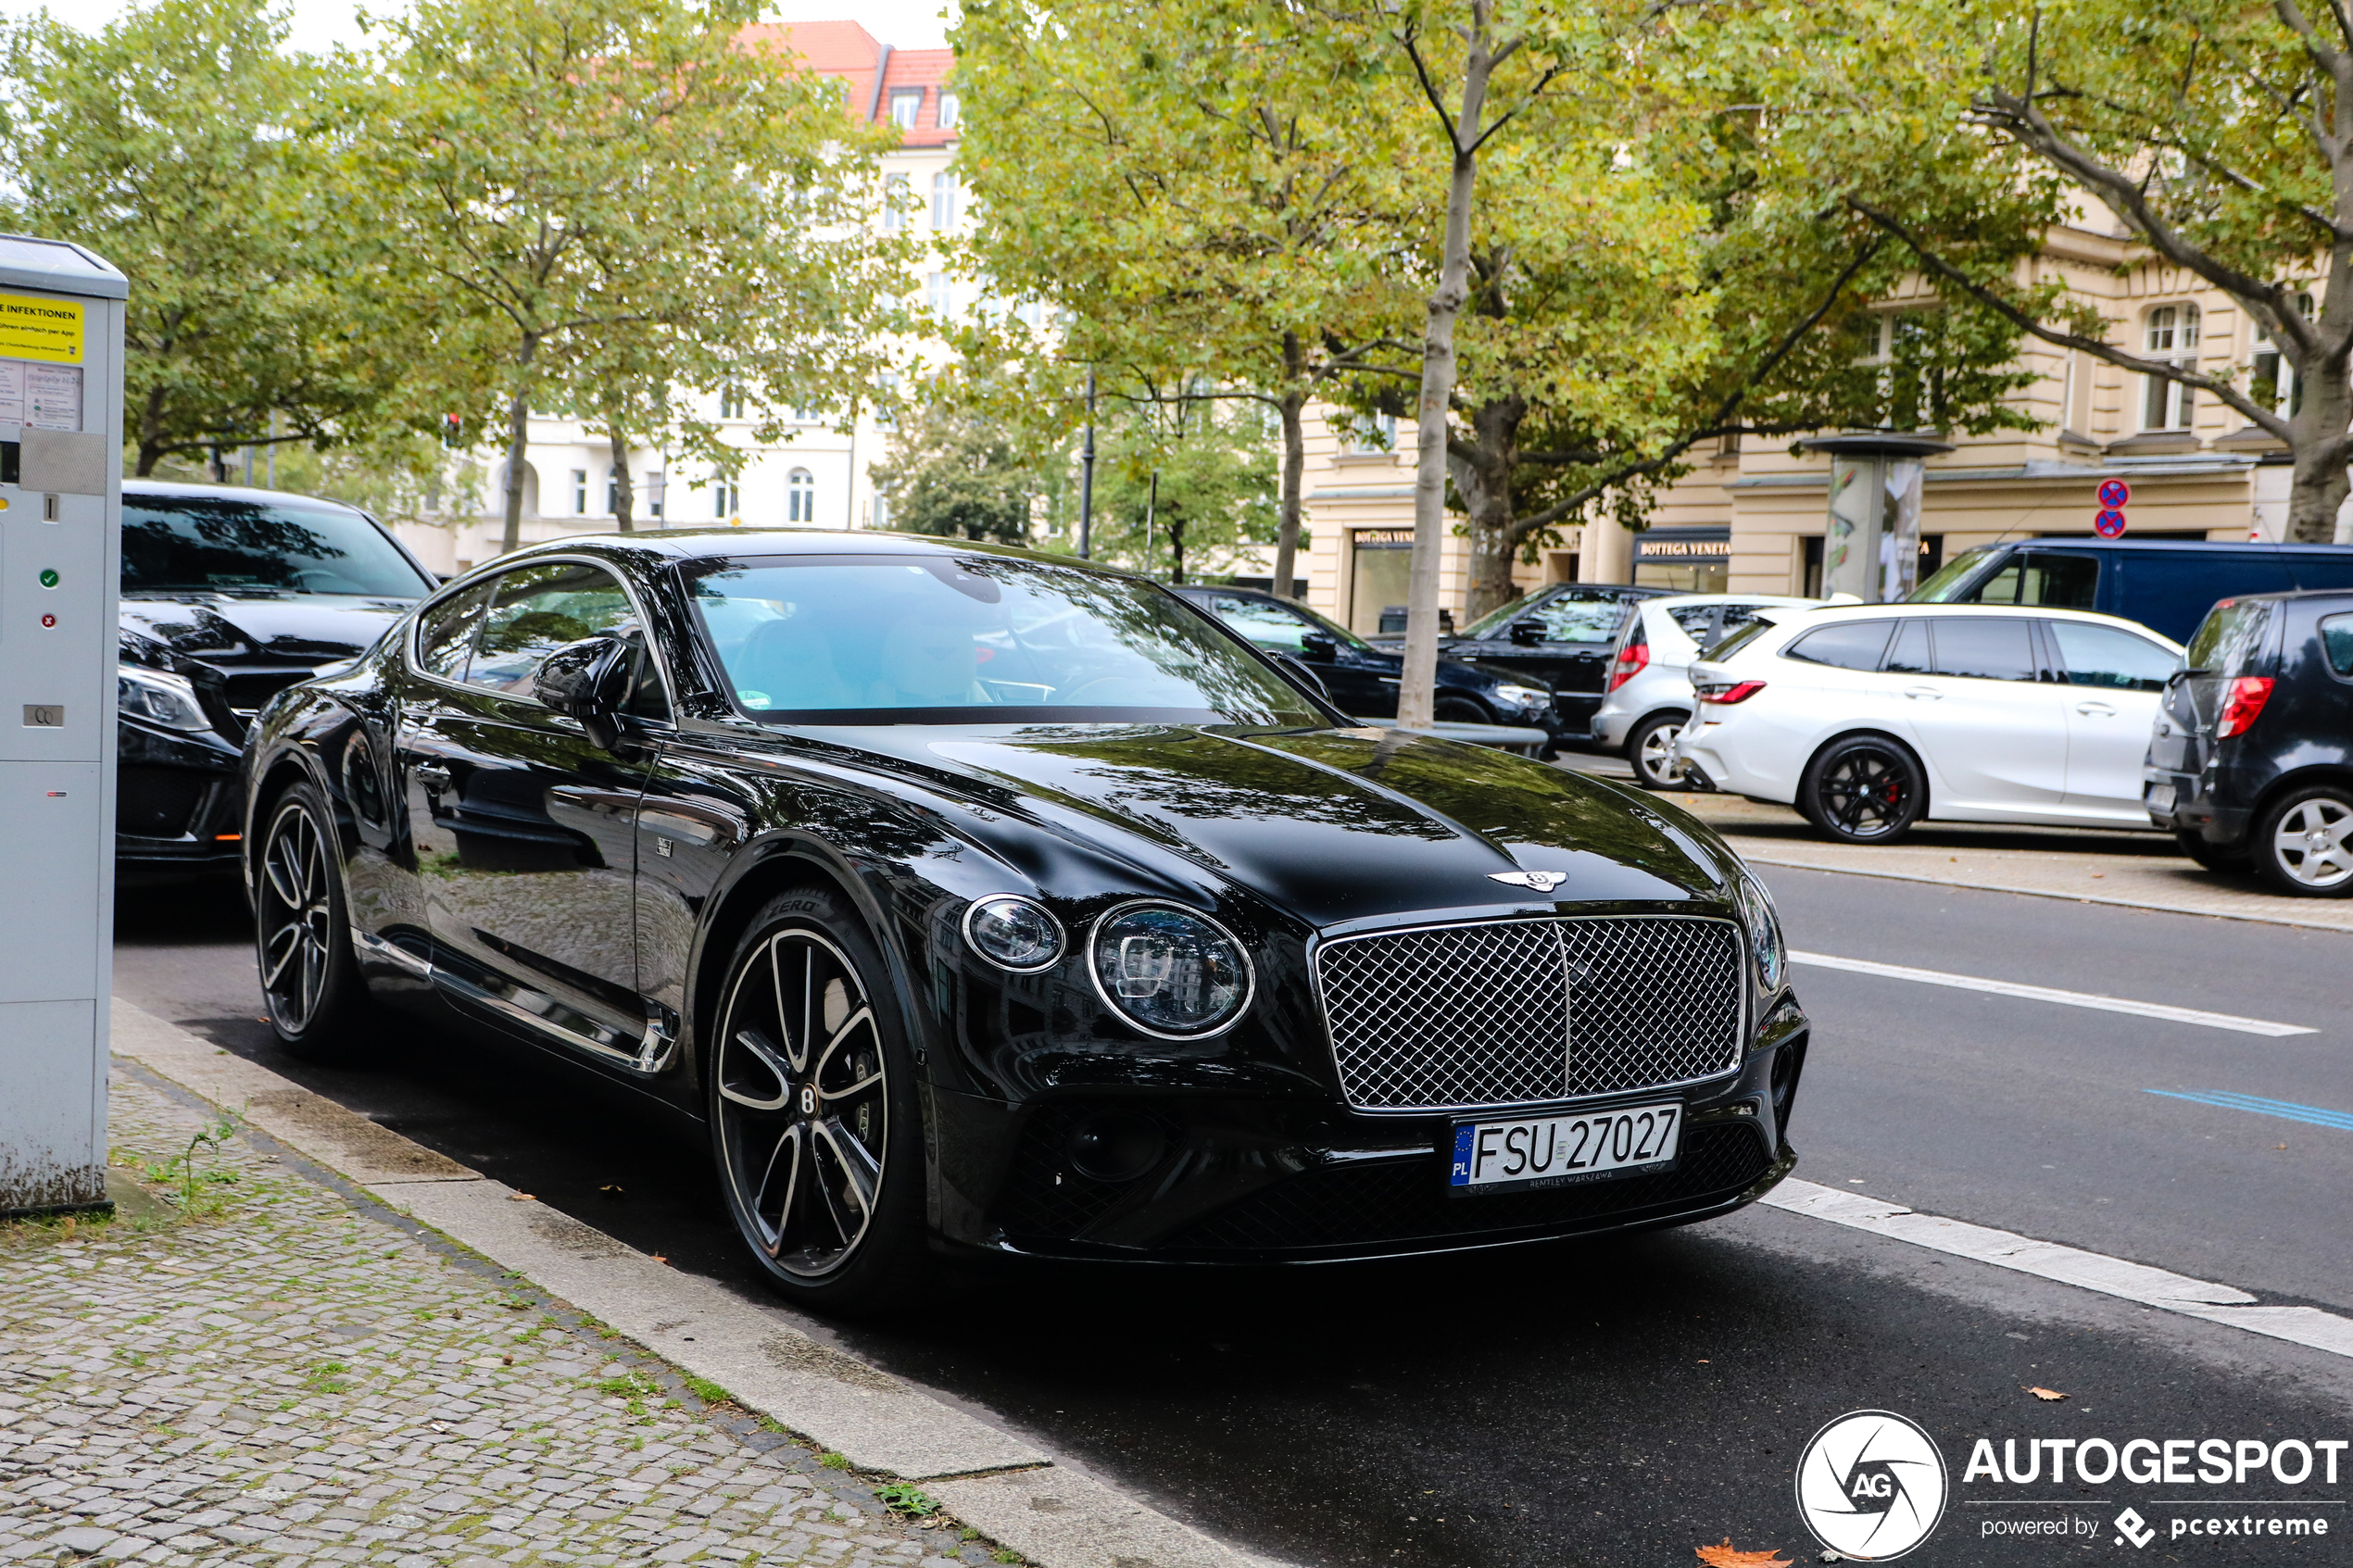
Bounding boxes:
113 862 2353 1567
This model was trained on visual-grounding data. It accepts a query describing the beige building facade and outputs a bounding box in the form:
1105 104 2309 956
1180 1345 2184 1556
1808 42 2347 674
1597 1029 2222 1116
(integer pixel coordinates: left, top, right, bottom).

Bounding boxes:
1300 225 2333 635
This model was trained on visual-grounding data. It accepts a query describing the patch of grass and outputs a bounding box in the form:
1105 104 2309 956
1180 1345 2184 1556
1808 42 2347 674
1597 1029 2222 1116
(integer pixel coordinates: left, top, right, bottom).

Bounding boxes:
594 1373 660 1399
961 1527 981 1541
303 1361 351 1396
681 1376 735 1408
873 1483 940 1518
992 1550 1024 1565
818 1451 852 1472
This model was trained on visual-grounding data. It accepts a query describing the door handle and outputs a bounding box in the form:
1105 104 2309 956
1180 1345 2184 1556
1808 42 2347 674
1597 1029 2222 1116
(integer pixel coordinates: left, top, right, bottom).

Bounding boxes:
1902 686 1943 701
412 761 453 790
2074 701 2117 717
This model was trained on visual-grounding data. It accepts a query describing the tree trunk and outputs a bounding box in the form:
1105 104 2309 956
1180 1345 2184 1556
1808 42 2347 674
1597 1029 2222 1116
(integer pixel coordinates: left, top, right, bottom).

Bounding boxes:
1448 394 1527 621
607 423 635 533
1400 11 1494 733
135 386 169 476
2287 313 2352 542
500 384 531 555
1170 515 1187 584
1271 334 1307 600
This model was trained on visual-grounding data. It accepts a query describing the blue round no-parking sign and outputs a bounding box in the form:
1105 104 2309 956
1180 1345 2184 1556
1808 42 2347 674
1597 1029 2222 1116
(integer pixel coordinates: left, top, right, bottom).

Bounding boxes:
2095 509 2128 537
2098 478 2131 509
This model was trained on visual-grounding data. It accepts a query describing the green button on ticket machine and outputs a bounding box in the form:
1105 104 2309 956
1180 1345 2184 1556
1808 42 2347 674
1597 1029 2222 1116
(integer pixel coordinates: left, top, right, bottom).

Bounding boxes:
0 235 126 1217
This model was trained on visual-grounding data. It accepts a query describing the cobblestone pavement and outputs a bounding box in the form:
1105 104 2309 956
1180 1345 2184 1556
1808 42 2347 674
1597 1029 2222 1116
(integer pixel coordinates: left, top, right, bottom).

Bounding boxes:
0 1069 1011 1568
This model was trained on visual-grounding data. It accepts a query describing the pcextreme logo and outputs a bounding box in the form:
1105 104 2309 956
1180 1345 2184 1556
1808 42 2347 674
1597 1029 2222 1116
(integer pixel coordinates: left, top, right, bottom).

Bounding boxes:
1795 1410 1950 1561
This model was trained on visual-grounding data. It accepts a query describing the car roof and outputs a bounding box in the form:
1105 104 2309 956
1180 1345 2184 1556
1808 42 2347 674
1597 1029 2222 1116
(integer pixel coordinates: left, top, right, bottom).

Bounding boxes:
122 478 374 518
1644 594 1818 608
1762 600 2183 646
1968 535 2353 556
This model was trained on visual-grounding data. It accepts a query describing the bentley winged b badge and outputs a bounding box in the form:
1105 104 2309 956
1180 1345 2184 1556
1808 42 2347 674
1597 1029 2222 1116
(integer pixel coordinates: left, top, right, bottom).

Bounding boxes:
1488 870 1567 893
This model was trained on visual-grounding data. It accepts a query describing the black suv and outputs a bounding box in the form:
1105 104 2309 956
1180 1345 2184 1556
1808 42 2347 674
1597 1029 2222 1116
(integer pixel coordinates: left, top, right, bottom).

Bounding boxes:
1172 584 1568 749
1370 582 1678 739
2146 590 2353 895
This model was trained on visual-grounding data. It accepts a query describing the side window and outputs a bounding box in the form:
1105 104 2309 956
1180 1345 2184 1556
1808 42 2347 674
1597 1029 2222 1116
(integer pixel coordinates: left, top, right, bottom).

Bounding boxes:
1883 619 1931 675
1783 620 1894 671
1969 552 2097 609
1930 618 2038 682
1205 594 1311 653
415 582 494 683
2046 621 2179 692
2185 598 2274 675
467 561 642 698
1530 597 1625 643
2321 613 2353 678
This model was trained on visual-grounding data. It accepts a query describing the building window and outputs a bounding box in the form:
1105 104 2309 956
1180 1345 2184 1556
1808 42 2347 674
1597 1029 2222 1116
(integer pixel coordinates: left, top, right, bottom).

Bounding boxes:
606 470 622 513
787 468 816 523
713 476 739 520
719 387 745 420
2143 304 2200 430
647 470 664 520
880 172 909 233
2253 292 2314 419
571 469 588 514
872 489 890 529
931 170 958 231
937 91 960 131
1338 411 1396 453
889 89 923 130
926 271 952 316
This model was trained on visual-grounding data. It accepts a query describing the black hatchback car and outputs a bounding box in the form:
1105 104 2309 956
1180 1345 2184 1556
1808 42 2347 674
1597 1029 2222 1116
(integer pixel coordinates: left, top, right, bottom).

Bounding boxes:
117 482 436 878
244 530 1806 1310
2146 590 2353 896
1375 583 1679 739
1170 584 1567 748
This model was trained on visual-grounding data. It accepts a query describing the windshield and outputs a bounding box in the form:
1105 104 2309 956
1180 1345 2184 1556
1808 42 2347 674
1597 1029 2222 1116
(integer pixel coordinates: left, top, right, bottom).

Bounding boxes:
690 554 1327 726
1910 546 1999 603
1460 589 1626 643
121 495 431 597
2184 598 2272 675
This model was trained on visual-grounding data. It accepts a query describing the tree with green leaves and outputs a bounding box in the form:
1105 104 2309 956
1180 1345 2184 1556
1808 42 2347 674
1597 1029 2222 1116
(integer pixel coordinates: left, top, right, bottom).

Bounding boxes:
358 0 900 553
1090 383 1280 581
869 377 1041 545
0 0 405 477
1833 0 2353 542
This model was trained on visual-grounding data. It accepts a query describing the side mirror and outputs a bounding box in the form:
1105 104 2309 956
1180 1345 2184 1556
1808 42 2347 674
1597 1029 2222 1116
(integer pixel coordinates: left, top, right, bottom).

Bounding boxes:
1508 618 1547 646
1298 631 1338 662
533 634 631 750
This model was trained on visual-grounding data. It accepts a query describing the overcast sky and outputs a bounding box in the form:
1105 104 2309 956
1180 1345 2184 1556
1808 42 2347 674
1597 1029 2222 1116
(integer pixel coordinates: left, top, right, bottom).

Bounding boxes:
0 0 955 53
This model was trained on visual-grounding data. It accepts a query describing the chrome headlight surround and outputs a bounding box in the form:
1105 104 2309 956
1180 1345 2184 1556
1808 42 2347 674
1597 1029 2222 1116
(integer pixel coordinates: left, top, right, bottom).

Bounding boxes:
1087 902 1255 1040
1734 867 1786 997
118 663 213 734
962 894 1067 973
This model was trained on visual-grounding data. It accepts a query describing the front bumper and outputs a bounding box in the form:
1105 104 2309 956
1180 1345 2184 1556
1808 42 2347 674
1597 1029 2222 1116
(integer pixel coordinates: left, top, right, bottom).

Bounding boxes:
117 719 245 875
932 1004 1807 1264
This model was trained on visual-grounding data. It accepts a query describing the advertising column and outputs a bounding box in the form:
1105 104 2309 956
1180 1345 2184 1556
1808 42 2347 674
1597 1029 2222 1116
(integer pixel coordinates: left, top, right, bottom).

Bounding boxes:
0 235 127 1215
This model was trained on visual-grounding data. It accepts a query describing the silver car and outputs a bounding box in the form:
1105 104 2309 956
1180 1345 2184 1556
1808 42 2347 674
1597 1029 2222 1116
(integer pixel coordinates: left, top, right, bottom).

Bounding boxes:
1591 594 1819 787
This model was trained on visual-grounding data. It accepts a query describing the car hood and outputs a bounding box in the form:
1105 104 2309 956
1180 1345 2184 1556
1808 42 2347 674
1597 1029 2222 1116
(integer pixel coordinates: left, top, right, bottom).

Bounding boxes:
119 593 414 669
851 723 1734 928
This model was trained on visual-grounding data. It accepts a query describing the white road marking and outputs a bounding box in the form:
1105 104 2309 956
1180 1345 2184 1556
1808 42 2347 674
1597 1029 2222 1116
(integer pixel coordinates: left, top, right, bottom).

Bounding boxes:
1789 950 2315 1037
1765 1179 2353 1360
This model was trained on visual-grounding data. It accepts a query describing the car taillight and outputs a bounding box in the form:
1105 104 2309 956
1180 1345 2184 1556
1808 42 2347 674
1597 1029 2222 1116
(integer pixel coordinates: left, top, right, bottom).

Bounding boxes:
1697 680 1767 705
1607 622 1650 692
2215 676 2274 738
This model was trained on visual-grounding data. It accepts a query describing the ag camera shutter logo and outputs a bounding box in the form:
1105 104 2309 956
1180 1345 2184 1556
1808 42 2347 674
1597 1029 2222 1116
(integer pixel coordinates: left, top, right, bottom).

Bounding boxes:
1794 1410 1948 1560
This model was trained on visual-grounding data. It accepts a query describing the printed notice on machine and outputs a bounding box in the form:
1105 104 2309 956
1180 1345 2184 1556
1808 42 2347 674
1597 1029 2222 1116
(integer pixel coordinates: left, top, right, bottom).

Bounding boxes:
0 359 83 431
0 291 83 364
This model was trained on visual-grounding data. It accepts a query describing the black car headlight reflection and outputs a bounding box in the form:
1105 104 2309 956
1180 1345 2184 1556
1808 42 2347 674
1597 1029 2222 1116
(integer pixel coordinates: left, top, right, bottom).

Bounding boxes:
1089 904 1253 1037
1735 869 1786 994
963 895 1065 972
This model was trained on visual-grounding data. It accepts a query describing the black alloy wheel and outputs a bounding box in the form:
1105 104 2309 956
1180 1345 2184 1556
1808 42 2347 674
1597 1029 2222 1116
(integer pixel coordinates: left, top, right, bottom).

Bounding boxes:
255 783 369 1055
710 887 925 1311
2173 830 2251 874
1433 695 1493 726
1626 711 1692 790
2253 784 2353 897
1801 734 1927 845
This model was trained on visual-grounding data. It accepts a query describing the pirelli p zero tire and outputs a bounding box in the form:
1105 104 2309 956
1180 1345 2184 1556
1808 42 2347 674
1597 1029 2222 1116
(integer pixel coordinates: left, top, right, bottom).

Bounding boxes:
2254 785 2353 897
708 885 928 1314
1799 734 1927 846
1626 711 1692 790
255 782 372 1057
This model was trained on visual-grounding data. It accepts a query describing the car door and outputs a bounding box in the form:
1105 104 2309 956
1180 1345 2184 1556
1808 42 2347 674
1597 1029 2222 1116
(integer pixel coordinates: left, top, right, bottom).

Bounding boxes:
1887 615 2070 813
1453 591 1629 730
2043 619 2182 817
392 558 661 1062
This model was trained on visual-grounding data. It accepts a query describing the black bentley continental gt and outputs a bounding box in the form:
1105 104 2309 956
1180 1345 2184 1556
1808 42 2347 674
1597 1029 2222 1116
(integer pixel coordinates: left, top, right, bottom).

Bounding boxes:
243 529 1807 1310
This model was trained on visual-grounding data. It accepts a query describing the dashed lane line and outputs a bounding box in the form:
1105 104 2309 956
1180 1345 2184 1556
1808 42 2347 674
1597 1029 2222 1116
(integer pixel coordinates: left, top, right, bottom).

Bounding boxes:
1789 950 2317 1037
2145 1089 2353 1132
1763 1179 2353 1361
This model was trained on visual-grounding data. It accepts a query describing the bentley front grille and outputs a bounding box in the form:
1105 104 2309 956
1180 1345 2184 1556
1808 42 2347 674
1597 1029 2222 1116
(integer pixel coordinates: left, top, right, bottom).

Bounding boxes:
1314 915 1744 1111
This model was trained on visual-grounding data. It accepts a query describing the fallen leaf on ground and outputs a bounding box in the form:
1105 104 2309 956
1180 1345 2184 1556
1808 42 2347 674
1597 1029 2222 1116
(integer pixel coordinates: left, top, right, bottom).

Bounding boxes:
1696 1538 1791 1566
651 1253 670 1265
2027 1386 2067 1401
508 1193 536 1202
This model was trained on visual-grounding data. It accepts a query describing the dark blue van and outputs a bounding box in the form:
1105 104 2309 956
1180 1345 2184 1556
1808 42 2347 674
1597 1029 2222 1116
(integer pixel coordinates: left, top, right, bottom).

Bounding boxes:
1910 537 2353 645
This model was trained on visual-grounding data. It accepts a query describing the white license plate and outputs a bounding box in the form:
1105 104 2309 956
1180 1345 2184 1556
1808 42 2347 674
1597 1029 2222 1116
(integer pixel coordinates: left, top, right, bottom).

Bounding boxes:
1447 1102 1681 1195
2146 781 2178 812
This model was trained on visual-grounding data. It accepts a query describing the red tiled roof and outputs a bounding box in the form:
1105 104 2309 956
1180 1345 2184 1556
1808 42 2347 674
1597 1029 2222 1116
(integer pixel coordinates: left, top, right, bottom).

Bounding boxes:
740 20 957 146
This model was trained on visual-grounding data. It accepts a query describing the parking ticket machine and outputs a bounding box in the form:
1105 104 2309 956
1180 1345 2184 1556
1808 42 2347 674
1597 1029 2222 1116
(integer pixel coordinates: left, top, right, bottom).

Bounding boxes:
0 234 126 1215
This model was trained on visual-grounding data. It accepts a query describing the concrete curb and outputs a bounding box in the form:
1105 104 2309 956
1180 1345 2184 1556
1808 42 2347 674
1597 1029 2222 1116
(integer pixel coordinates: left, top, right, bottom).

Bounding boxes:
1737 851 2353 934
109 997 1294 1568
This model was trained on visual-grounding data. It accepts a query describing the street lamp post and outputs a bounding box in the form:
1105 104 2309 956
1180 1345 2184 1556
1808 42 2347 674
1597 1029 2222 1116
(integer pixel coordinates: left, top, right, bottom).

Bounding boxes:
1078 370 1095 560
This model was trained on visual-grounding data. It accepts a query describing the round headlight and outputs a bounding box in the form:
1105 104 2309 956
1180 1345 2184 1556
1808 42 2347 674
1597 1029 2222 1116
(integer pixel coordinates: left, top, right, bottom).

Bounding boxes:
1738 871 1786 993
963 896 1065 972
1089 905 1253 1037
